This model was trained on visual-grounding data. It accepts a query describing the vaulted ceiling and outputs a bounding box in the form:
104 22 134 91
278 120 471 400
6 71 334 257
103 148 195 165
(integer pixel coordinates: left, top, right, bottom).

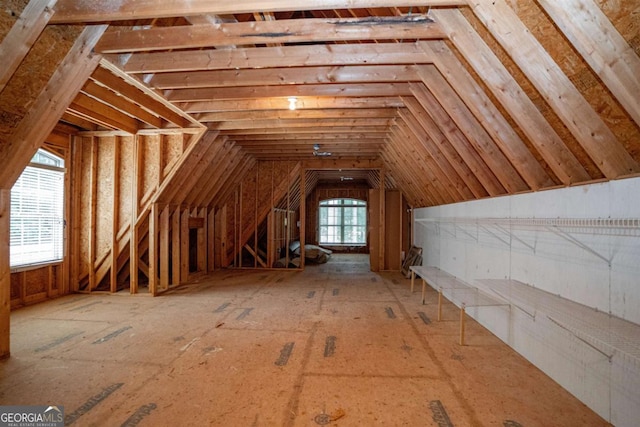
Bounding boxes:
1 0 639 207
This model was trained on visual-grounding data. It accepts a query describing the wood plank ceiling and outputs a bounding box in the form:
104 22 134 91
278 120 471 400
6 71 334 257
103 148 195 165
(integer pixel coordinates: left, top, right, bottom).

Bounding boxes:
2 0 640 208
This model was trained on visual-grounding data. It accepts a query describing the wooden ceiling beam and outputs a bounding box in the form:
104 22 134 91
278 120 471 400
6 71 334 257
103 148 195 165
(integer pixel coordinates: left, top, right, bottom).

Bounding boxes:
402 97 487 199
0 0 57 92
68 93 141 134
172 135 230 206
250 153 380 160
91 65 192 128
380 150 423 206
121 43 432 73
431 9 590 185
397 107 474 201
537 0 640 128
51 0 467 23
168 83 412 102
235 140 385 147
220 126 389 135
185 141 242 206
82 80 164 128
229 133 387 141
247 148 381 155
410 82 505 197
181 97 404 113
418 66 529 194
152 65 420 90
390 125 453 205
470 0 640 178
240 145 383 153
392 123 459 204
383 138 438 205
60 112 99 131
154 131 222 205
196 108 397 122
96 15 445 53
301 158 383 169
209 118 393 131
420 42 554 191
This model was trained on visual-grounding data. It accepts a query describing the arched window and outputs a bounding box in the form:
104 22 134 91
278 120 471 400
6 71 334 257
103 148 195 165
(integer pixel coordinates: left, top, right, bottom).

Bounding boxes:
318 198 366 245
10 149 65 267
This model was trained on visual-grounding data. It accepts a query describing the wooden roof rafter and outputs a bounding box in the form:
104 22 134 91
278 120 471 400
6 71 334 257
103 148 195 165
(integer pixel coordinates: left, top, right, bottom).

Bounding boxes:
2 0 639 207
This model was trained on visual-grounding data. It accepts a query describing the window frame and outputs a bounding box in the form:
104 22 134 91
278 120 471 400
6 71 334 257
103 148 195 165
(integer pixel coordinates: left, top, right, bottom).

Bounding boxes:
10 148 66 269
318 198 367 245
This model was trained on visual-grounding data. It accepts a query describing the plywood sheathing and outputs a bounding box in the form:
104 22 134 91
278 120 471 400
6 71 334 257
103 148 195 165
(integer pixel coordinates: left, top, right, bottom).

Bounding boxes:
460 1 640 178
117 137 135 235
70 130 195 293
0 1 82 143
77 136 93 283
96 137 115 260
140 134 160 206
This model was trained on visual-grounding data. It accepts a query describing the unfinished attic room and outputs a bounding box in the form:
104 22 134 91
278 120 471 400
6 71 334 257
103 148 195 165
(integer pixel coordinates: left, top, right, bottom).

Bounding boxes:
2 0 640 425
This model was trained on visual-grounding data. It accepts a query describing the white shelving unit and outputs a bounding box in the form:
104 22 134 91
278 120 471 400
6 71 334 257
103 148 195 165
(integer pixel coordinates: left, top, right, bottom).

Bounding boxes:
416 217 640 266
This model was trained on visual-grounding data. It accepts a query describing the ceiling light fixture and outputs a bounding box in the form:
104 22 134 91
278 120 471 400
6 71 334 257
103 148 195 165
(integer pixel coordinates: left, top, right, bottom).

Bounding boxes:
312 143 332 157
288 97 297 111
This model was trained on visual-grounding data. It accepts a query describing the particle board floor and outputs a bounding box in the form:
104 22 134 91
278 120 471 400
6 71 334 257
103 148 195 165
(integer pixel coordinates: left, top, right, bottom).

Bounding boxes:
1 254 608 426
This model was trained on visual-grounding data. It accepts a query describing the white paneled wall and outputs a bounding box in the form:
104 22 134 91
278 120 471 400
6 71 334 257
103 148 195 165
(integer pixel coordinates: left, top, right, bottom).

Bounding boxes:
413 177 640 426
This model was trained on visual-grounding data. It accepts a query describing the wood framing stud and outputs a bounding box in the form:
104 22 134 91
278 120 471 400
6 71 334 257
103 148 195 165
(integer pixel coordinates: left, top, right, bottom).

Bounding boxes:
0 25 107 189
0 0 57 92
470 0 640 179
0 190 10 358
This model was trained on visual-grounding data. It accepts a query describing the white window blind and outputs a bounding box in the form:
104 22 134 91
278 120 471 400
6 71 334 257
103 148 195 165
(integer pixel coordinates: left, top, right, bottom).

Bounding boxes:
10 149 65 267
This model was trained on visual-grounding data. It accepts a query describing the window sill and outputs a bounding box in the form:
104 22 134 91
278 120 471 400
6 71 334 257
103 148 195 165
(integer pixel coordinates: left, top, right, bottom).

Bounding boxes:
10 260 63 274
318 243 366 247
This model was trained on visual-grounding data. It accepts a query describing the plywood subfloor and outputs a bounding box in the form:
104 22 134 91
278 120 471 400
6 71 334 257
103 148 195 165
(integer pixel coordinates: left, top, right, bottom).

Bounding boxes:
1 254 608 426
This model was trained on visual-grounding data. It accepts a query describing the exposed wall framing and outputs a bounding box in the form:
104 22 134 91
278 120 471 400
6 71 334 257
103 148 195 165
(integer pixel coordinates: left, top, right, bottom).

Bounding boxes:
70 131 202 294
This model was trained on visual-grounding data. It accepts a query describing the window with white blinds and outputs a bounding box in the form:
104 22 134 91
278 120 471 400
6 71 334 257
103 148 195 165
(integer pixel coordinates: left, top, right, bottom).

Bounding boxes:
10 149 65 267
